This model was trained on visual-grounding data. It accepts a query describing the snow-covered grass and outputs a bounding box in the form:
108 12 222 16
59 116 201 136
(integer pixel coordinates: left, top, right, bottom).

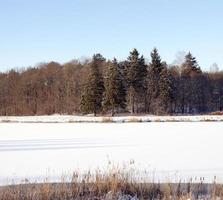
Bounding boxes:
0 114 223 123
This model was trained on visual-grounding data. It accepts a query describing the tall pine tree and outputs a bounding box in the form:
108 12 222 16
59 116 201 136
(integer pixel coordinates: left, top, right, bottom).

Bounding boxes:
182 52 201 76
147 48 164 113
103 58 126 116
126 49 148 114
158 63 172 114
180 52 202 113
80 54 105 116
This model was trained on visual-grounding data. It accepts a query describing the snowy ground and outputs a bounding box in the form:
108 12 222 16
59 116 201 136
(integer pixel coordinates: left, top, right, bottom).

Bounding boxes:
0 114 223 123
0 122 223 186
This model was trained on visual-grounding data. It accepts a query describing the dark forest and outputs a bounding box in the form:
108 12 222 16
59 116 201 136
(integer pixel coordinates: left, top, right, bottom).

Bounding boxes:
0 48 222 116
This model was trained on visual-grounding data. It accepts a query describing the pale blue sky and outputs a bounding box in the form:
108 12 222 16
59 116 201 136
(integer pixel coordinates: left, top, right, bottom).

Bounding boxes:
0 0 223 71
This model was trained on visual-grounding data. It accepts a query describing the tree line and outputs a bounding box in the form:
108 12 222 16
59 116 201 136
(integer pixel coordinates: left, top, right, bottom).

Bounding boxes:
0 48 222 116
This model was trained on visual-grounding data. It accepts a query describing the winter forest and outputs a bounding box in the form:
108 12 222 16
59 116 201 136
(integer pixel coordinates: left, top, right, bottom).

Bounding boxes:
0 48 222 116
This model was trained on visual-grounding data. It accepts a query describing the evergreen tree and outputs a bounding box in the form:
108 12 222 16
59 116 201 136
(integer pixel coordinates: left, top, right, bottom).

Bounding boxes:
150 48 163 75
147 48 164 113
168 66 179 113
126 48 140 114
80 54 105 116
180 52 202 113
182 52 201 76
138 55 148 112
126 48 148 114
158 63 172 114
103 58 126 116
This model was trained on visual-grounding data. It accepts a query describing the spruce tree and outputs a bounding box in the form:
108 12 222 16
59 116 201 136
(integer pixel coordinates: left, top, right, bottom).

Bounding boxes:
147 48 164 113
80 54 105 116
182 52 201 76
126 48 148 114
126 49 139 114
158 63 172 114
150 48 163 74
103 58 126 116
181 52 202 113
138 55 148 112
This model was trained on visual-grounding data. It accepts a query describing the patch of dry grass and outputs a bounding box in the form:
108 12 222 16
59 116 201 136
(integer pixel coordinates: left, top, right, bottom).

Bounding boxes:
127 117 142 123
101 117 113 123
210 111 223 115
0 164 222 200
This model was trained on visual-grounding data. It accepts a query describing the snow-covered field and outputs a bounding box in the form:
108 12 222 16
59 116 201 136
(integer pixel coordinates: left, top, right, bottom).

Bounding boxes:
0 122 223 186
0 114 223 123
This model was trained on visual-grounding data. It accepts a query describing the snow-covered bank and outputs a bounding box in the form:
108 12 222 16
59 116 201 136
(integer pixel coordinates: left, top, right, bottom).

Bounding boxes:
1 122 223 185
0 114 223 123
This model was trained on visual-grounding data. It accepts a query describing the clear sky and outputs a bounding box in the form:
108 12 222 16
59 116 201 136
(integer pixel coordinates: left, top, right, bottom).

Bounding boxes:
0 0 223 72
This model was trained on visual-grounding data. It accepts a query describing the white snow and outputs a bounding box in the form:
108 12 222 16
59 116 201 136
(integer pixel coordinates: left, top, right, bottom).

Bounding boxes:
0 122 223 185
0 114 223 123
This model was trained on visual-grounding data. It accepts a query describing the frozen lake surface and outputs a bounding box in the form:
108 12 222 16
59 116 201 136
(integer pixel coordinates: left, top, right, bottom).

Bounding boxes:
0 122 223 185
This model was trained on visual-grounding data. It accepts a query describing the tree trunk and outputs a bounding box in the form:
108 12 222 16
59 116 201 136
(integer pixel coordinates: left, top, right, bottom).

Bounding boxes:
130 86 135 115
131 95 135 115
111 107 114 116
